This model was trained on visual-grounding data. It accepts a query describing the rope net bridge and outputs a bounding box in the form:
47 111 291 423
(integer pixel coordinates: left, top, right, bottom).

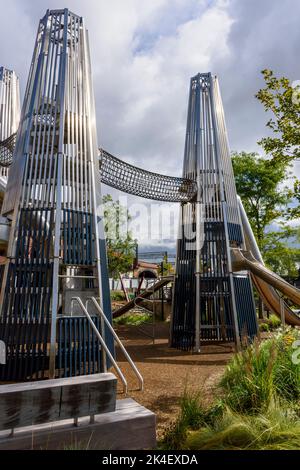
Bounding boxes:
0 133 197 203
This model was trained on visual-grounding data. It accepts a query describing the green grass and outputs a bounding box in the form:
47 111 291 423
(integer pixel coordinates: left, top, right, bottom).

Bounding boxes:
160 328 300 450
113 311 152 326
184 401 300 450
110 290 126 301
219 328 300 412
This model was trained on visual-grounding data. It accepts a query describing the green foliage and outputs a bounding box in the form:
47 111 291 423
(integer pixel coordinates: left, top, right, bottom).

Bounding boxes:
232 152 300 276
110 290 126 301
256 69 300 219
113 312 152 326
256 69 300 166
268 314 281 330
231 151 292 247
184 402 300 450
161 330 300 450
259 322 270 332
103 194 136 278
160 388 222 450
262 228 300 278
219 329 300 412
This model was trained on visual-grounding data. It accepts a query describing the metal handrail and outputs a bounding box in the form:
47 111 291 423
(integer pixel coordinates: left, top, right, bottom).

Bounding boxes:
71 297 128 394
89 297 144 391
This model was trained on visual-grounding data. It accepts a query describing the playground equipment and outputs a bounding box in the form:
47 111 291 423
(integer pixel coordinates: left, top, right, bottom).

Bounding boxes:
1 19 300 370
113 275 174 319
0 68 20 251
0 67 20 153
0 9 137 383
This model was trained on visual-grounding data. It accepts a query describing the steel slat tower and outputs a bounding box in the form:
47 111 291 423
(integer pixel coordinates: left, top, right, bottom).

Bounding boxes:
0 67 20 173
0 9 112 381
171 73 258 350
0 67 20 142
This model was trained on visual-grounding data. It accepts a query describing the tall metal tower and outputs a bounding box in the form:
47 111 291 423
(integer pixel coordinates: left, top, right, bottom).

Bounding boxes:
0 67 20 142
171 73 258 350
0 9 112 381
0 67 20 177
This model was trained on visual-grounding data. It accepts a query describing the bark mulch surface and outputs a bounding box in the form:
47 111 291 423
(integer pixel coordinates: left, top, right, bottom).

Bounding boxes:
114 322 234 440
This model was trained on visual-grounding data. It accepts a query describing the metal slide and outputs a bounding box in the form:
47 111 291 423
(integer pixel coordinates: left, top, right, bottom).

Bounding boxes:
235 198 300 326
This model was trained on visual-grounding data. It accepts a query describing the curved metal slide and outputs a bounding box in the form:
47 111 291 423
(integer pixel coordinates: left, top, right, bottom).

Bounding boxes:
237 198 300 326
112 276 174 319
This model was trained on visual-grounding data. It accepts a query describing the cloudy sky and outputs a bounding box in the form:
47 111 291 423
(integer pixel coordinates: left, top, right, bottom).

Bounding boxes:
1 0 299 247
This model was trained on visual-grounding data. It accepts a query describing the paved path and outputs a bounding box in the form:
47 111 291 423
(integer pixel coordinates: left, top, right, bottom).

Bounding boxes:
115 323 234 439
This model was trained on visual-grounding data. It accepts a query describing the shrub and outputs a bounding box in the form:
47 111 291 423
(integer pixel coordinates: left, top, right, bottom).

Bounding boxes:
219 328 300 412
219 338 275 412
259 322 270 332
110 290 126 301
269 314 281 330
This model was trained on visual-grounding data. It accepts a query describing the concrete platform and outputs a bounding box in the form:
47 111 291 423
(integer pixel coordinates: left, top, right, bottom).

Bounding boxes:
0 398 156 450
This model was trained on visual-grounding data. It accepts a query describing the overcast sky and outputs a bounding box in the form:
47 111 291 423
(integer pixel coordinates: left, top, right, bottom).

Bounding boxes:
1 0 299 247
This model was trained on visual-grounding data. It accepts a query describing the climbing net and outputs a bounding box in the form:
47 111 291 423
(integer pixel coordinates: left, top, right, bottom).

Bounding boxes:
0 133 198 203
100 149 197 203
0 133 16 167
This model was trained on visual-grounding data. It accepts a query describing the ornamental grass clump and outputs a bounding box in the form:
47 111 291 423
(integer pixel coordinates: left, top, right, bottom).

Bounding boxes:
160 328 300 450
184 400 300 450
219 328 300 412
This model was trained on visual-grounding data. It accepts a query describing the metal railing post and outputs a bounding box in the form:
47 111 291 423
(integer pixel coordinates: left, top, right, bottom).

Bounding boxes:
71 297 128 394
90 297 144 391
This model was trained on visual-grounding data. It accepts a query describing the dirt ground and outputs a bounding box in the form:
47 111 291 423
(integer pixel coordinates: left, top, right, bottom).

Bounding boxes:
114 322 234 440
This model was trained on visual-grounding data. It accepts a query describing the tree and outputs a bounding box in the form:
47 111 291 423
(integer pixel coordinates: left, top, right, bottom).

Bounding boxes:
232 151 292 248
232 152 300 279
262 228 300 280
158 253 174 276
256 69 300 165
102 194 136 279
256 69 300 218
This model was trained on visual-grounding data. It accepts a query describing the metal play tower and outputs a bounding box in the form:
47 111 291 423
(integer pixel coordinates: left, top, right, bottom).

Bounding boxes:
0 67 20 172
171 73 258 351
0 9 112 381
